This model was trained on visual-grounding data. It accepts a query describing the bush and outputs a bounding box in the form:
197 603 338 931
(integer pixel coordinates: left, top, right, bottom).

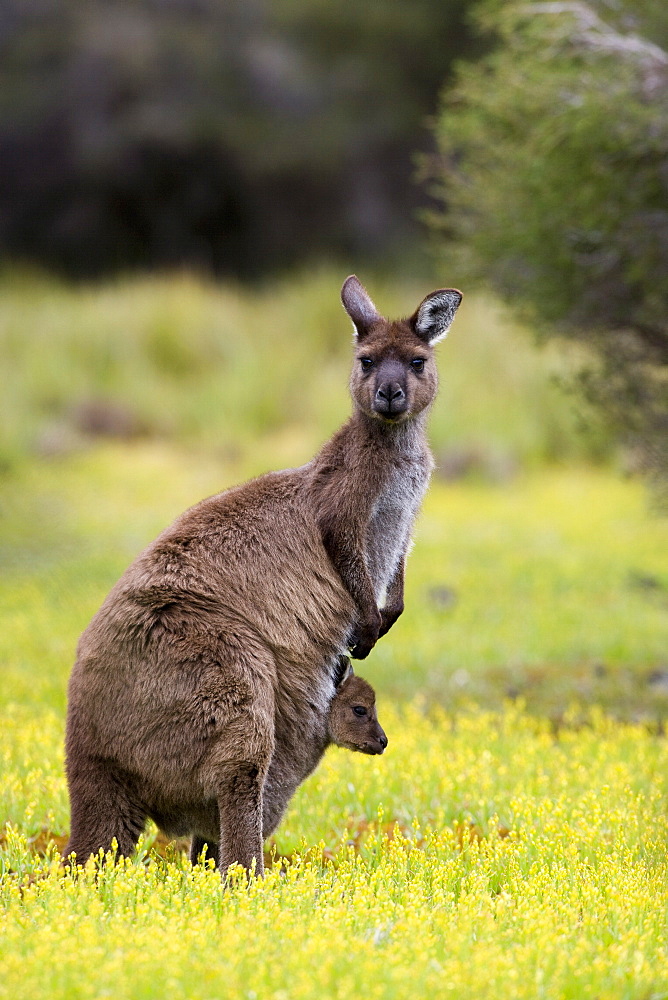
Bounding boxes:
428 1 668 495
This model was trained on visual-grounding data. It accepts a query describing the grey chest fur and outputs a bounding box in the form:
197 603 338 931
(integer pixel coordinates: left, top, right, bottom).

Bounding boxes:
366 456 431 602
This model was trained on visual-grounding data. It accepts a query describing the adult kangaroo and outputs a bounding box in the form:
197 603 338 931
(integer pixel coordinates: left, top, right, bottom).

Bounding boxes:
65 276 462 876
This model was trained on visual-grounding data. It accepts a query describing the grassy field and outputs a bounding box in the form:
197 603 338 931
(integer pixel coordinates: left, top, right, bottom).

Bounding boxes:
0 267 608 471
1 446 667 721
2 271 668 998
3 706 668 999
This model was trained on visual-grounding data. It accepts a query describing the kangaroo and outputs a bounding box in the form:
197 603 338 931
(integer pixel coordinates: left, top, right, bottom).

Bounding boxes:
64 275 462 876
194 663 388 867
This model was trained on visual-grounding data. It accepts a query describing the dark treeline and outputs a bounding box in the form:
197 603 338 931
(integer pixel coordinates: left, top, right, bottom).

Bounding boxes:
0 0 478 279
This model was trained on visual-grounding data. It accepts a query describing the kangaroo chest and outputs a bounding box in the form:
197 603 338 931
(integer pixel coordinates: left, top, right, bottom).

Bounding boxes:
366 456 431 600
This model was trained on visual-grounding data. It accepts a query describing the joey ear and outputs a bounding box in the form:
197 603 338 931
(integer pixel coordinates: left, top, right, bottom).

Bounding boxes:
340 664 354 689
341 275 381 340
334 654 354 688
411 288 463 345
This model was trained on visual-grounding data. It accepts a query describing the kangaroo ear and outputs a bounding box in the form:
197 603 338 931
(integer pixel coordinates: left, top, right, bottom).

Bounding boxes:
411 288 463 345
341 275 381 340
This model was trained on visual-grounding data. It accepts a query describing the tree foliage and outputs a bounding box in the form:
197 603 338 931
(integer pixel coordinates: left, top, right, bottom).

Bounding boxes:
429 1 668 488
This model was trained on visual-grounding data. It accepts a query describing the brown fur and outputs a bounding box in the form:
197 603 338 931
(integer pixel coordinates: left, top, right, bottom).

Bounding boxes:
191 668 386 869
64 275 461 876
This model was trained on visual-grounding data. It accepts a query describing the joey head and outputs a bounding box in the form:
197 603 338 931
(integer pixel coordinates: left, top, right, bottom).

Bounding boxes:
327 669 387 756
65 275 461 877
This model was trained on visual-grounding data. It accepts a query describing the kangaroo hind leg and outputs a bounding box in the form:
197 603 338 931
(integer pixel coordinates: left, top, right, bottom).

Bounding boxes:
65 756 146 865
199 651 275 879
216 759 268 877
190 835 220 869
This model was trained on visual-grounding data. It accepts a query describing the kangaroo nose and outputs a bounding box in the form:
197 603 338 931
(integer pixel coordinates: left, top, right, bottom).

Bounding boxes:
373 377 407 419
376 382 405 403
379 732 388 749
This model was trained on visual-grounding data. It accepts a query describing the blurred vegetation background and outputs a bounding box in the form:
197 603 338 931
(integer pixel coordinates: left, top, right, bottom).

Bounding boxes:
0 0 665 479
1 0 667 718
0 0 478 278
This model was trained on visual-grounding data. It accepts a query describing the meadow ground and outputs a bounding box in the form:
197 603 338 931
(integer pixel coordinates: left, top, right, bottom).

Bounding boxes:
1 272 668 998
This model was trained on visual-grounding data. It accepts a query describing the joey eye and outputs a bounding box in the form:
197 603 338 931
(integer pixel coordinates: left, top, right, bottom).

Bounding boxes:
411 358 425 373
360 358 374 373
353 706 367 717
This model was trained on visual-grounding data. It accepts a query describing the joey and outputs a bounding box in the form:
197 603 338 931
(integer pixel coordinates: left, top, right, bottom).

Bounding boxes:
327 667 387 757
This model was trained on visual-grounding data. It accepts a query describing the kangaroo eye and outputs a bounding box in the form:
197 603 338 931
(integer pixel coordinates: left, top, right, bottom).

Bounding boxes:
353 706 367 717
411 358 425 373
360 358 374 372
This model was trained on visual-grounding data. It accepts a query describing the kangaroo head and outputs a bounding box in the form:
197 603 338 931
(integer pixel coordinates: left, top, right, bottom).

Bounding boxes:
342 275 462 424
328 672 388 755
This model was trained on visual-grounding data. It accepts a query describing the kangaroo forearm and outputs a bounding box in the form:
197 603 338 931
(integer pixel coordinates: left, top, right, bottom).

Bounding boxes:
383 557 405 611
378 557 405 638
317 513 380 659
319 523 378 620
